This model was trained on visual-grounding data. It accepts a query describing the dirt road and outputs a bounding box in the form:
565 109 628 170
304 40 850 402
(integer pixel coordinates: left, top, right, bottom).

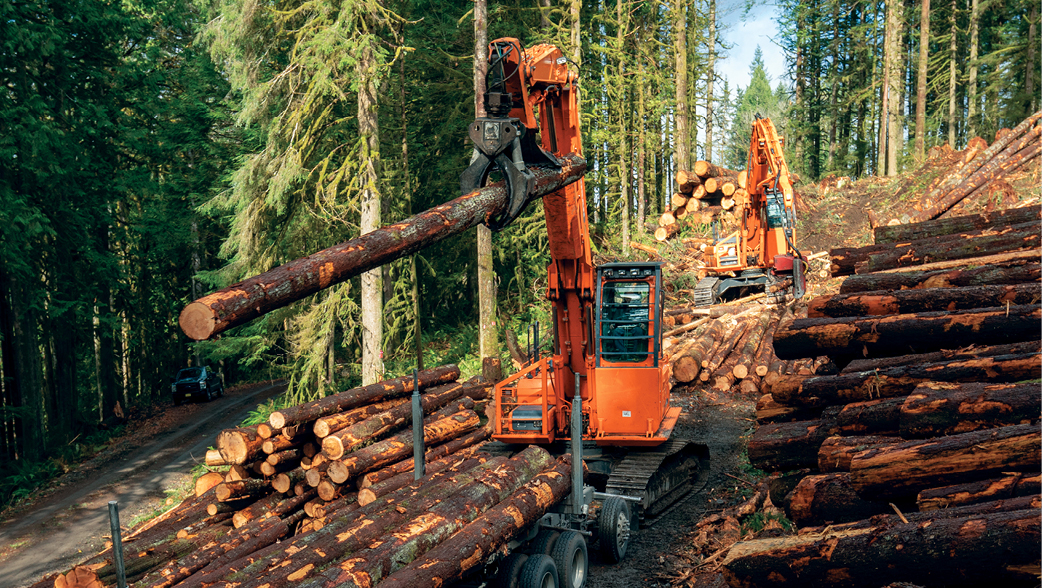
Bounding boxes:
0 381 286 588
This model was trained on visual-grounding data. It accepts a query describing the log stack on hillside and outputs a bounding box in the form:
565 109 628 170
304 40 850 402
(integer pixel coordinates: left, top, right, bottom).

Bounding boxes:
33 366 577 588
655 163 748 241
720 208 1041 587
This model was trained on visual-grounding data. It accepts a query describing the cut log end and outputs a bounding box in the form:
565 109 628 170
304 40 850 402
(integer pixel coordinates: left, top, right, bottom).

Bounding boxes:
178 302 217 341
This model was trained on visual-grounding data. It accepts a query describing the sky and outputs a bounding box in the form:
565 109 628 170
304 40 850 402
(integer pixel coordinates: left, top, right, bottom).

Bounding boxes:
715 1 787 92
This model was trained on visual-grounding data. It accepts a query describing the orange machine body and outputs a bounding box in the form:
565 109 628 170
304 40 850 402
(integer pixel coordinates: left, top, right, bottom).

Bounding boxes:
486 39 677 449
703 117 798 273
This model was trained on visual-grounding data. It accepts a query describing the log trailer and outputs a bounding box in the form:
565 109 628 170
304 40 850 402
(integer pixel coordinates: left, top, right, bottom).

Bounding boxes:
694 116 807 306
458 38 709 588
179 38 709 588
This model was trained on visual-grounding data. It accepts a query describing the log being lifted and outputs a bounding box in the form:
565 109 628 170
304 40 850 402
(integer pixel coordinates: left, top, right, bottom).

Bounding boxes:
837 255 1040 294
807 282 1040 318
721 508 1041 588
772 305 1041 360
179 155 586 341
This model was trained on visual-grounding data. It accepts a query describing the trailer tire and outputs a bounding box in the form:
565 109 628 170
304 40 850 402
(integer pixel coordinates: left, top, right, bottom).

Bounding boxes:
528 530 560 555
493 552 529 588
598 496 632 563
519 554 559 588
550 531 587 588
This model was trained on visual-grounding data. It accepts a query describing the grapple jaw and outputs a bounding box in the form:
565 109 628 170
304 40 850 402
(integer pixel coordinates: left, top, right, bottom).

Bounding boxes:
461 118 561 231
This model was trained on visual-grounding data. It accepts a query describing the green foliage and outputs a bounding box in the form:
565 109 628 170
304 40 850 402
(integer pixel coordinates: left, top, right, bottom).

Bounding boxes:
741 510 795 534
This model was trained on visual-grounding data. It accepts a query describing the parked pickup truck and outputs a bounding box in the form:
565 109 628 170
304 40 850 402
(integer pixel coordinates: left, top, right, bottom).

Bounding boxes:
173 366 224 405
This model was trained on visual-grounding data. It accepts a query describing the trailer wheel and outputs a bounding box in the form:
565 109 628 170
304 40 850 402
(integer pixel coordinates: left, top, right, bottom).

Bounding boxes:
518 554 559 588
493 552 529 588
550 531 587 588
598 496 632 563
528 530 560 555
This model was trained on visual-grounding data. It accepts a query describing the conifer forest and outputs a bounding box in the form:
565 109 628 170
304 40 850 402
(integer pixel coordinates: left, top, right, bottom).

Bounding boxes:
0 0 1037 474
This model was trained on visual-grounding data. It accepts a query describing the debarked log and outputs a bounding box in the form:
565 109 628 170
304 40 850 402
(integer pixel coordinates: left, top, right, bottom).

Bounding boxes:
378 456 574 588
770 353 1041 407
772 305 1041 360
721 508 1041 588
180 155 587 340
848 423 1041 499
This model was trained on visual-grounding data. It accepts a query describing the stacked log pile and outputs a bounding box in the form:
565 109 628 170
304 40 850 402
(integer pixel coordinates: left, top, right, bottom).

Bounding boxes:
655 163 747 241
874 111 1041 225
35 365 575 588
720 209 1041 587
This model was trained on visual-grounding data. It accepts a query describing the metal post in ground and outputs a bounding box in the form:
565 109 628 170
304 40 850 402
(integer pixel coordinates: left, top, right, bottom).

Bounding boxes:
108 501 127 588
412 368 425 480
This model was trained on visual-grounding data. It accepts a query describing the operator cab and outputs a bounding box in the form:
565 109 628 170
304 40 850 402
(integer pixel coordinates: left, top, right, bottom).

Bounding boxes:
595 262 662 367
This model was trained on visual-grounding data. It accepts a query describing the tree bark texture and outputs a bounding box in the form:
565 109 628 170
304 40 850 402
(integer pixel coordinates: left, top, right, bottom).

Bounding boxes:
817 435 902 473
179 155 587 340
807 283 1039 318
377 456 573 588
359 421 493 488
326 410 480 484
787 472 892 527
321 382 464 459
300 447 555 588
755 394 822 425
268 365 459 429
859 225 1040 273
313 398 407 438
848 423 1040 499
840 341 1039 374
898 381 1040 438
820 398 902 438
748 419 835 472
874 206 1040 244
772 306 1041 361
917 472 1041 511
722 508 1041 588
769 353 1040 407
357 448 486 506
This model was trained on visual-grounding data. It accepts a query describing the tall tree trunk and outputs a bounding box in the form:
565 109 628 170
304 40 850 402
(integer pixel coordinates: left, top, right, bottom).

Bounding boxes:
569 0 581 73
947 0 958 146
673 0 690 176
0 266 45 461
915 0 930 161
827 2 840 170
885 0 903 176
637 47 647 233
877 1 889 176
474 0 498 373
705 0 716 163
538 0 551 29
1028 4 1037 113
359 21 384 386
617 0 630 256
966 0 978 137
400 34 422 371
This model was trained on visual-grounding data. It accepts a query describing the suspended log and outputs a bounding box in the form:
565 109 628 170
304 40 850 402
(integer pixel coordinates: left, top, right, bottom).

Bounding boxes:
268 364 459 429
180 155 587 340
787 473 891 527
917 472 1042 511
848 423 1041 499
859 225 1041 274
721 508 1041 588
841 341 1040 374
294 447 555 588
358 421 493 488
322 382 464 459
770 353 1040 407
378 456 573 588
807 283 1040 318
874 206 1041 244
747 419 835 471
772 305 1041 361
899 381 1040 438
327 410 481 484
817 435 903 473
